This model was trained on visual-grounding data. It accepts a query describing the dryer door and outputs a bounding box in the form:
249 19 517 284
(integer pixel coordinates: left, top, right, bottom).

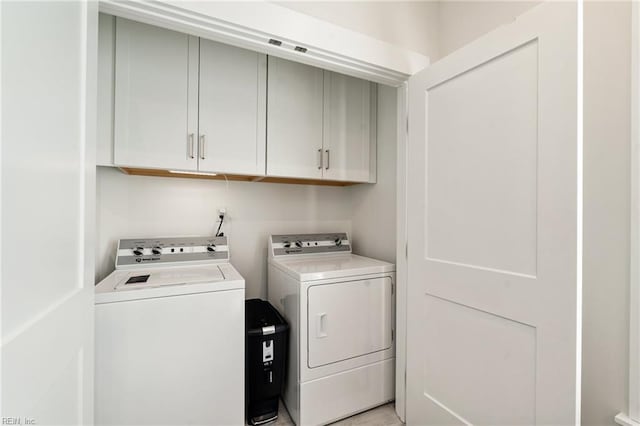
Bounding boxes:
307 276 392 368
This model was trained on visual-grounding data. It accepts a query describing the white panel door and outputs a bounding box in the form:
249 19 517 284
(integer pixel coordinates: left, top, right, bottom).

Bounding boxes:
307 277 392 368
114 18 198 171
323 71 373 183
1 1 96 424
199 39 267 175
267 56 324 179
407 3 580 425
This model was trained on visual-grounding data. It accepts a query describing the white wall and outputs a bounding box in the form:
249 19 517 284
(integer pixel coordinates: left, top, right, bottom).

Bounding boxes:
96 169 353 298
583 2 631 424
438 1 539 58
276 1 440 60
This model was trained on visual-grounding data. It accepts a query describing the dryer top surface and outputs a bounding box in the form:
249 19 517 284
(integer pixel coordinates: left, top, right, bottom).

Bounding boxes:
269 253 394 282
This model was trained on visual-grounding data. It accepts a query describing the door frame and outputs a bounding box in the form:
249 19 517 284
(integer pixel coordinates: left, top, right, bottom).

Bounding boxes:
618 3 640 426
395 82 409 422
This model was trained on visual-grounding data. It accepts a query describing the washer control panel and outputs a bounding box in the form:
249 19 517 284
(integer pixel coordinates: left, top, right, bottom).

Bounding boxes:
269 233 350 257
116 236 229 268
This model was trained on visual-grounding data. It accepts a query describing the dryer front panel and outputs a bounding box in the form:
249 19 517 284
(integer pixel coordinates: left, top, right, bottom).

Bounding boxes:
307 277 392 368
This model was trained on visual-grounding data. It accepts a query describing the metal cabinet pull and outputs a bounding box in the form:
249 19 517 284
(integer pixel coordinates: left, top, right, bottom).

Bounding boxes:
188 133 195 159
325 149 330 170
199 135 206 160
317 148 323 170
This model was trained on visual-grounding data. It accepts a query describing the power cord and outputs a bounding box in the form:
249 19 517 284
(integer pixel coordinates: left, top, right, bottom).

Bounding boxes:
215 212 225 237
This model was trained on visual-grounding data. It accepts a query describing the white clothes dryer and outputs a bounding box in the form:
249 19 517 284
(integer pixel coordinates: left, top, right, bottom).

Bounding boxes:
267 233 395 426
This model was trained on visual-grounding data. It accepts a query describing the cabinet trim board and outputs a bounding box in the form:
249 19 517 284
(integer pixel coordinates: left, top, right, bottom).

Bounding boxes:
98 0 427 86
119 167 361 186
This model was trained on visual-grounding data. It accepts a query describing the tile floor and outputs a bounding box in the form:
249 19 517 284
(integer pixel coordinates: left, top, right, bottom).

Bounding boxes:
271 402 403 426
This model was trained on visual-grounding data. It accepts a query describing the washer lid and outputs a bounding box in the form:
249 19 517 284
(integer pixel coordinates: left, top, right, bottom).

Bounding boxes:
95 263 244 304
269 253 395 282
114 265 224 290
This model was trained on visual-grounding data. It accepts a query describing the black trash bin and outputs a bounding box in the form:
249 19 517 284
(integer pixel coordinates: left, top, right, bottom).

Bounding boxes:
245 299 289 425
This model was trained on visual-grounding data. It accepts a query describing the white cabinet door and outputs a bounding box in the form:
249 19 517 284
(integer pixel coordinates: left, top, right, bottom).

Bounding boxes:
267 57 324 179
406 2 580 425
307 277 392 368
97 13 115 166
2 1 96 423
323 71 375 182
199 40 266 175
114 18 198 171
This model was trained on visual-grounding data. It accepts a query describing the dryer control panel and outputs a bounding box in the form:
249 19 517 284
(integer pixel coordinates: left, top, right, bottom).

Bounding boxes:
269 233 351 257
116 236 229 268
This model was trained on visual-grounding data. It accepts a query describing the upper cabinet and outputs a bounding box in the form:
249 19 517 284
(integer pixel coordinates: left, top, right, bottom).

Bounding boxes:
199 40 266 175
99 15 377 185
267 57 324 180
114 18 198 171
97 14 115 167
267 57 377 183
112 18 266 175
323 71 376 183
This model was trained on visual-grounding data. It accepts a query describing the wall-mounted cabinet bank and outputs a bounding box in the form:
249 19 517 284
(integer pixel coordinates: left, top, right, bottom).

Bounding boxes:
111 17 266 175
97 14 377 185
268 58 376 183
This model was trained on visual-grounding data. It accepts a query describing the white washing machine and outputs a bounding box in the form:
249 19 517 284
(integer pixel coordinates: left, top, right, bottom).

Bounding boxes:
95 236 245 426
267 233 395 426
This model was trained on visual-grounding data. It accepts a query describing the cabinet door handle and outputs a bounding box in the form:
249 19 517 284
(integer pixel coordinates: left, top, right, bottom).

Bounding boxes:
199 135 206 160
317 148 323 170
325 149 330 170
188 133 195 159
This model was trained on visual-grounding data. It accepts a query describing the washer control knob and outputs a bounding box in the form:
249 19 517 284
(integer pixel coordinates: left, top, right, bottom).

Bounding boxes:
152 247 162 255
207 244 216 252
133 247 144 256
283 241 291 248
334 238 342 247
295 240 303 248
